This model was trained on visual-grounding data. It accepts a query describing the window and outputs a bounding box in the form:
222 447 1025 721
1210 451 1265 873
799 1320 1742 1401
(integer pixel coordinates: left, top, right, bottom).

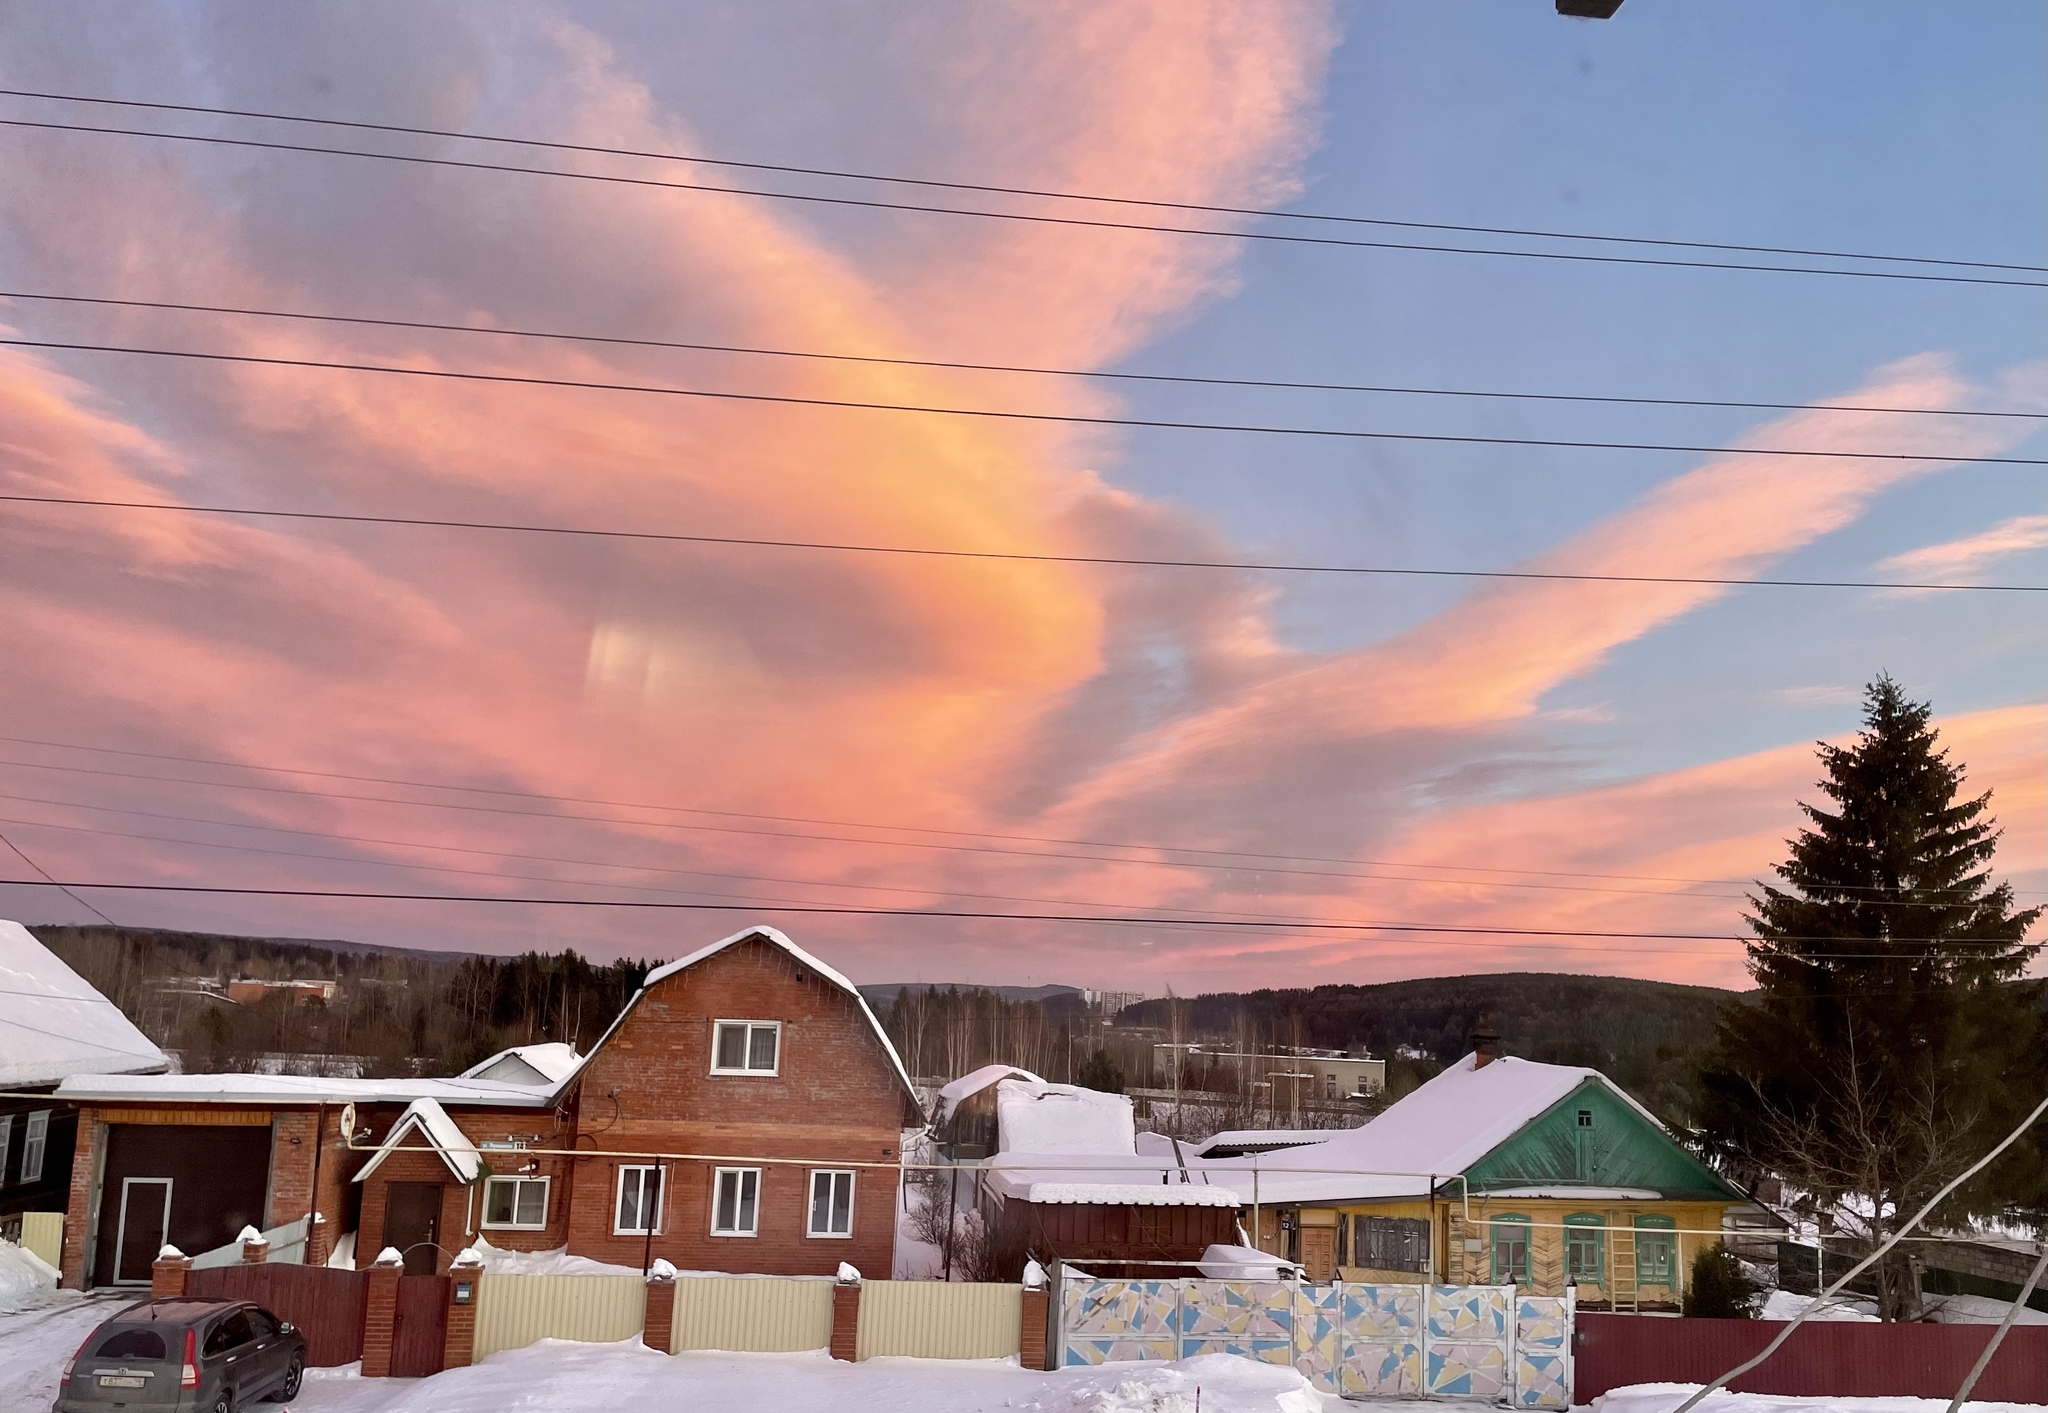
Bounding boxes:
808 1169 854 1238
1491 1215 1531 1284
21 1111 48 1184
1564 1213 1605 1283
1324 1073 1337 1099
1577 1109 1594 1128
244 1309 278 1340
0 1115 10 1185
1357 1216 1430 1273
1635 1215 1676 1285
712 1020 781 1075
203 1310 253 1359
712 1167 761 1236
482 1175 550 1231
614 1166 663 1236
93 1328 168 1360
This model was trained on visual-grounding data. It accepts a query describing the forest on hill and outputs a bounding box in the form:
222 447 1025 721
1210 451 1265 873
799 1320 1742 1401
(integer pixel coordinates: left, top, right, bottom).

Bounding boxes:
1119 972 1743 1126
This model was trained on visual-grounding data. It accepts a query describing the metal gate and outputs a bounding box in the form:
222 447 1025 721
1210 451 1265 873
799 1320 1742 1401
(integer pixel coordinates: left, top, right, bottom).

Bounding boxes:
188 1264 369 1367
391 1274 450 1378
1059 1276 1571 1407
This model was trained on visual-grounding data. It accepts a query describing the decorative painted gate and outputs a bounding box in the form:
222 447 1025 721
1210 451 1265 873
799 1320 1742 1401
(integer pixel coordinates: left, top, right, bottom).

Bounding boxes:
1058 1276 1571 1407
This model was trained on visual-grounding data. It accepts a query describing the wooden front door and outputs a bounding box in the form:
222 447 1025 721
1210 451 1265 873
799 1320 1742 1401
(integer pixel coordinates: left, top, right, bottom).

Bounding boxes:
391 1274 449 1378
1299 1224 1338 1282
383 1182 444 1277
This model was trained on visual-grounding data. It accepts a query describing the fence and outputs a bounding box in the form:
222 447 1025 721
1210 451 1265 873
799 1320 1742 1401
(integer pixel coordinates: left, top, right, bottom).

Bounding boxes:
858 1280 1022 1361
474 1273 648 1360
191 1215 309 1269
670 1275 835 1353
187 1263 369 1367
1060 1275 1571 1408
1575 1312 2048 1405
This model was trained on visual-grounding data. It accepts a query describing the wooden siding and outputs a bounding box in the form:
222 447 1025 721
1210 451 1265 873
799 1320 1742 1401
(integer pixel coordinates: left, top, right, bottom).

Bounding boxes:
995 1198 1237 1278
1463 1080 1741 1200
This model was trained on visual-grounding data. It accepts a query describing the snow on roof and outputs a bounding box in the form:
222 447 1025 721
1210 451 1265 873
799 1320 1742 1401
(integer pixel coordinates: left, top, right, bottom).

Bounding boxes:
997 1078 1134 1156
1193 1129 1341 1158
1018 1182 1241 1207
354 1097 485 1185
583 925 918 1108
1192 1052 1662 1205
461 1042 582 1085
0 918 168 1087
57 1070 557 1107
934 1063 1045 1126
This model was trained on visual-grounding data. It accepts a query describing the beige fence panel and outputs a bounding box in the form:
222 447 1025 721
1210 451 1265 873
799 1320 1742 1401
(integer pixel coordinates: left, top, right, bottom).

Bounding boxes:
670 1276 835 1354
19 1211 63 1270
473 1273 648 1361
857 1281 1022 1361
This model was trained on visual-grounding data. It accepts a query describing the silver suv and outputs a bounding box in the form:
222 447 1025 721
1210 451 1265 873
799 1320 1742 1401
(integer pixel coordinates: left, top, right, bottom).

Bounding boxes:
54 1297 308 1413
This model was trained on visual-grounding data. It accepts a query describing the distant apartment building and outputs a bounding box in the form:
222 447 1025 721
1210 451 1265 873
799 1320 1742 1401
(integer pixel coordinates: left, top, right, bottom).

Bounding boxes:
1154 1044 1386 1102
224 977 339 1006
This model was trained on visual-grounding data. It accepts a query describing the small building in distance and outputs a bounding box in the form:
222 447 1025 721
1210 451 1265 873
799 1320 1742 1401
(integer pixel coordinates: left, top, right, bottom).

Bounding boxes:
224 977 339 1006
1155 1044 1386 1108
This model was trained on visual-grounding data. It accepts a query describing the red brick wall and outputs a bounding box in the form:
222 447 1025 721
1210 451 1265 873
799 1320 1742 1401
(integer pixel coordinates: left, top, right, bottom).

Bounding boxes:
565 934 907 1277
61 1107 99 1289
356 1114 577 1273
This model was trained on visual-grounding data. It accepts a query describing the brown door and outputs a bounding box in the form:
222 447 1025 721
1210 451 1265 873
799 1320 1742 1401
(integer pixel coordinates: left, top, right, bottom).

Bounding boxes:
391 1274 449 1378
1300 1224 1338 1282
383 1182 443 1277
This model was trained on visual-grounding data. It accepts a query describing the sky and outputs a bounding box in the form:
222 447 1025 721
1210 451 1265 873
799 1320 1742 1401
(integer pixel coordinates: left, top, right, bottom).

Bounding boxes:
0 1 2041 996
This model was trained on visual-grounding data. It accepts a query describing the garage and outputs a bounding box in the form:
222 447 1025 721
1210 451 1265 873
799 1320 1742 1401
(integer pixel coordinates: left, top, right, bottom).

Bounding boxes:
91 1123 274 1287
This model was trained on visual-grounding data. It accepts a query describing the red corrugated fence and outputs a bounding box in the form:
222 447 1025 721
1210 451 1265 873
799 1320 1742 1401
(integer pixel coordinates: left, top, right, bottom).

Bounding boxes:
1575 1313 2048 1404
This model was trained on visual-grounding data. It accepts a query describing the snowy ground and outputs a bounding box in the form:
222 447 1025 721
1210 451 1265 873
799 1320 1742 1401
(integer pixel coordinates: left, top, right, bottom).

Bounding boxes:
1592 1386 2046 1413
0 1290 136 1410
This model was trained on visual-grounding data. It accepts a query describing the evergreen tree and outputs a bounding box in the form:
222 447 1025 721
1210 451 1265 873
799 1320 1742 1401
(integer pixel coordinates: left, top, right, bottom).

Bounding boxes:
1699 677 2044 1320
1683 1244 1758 1319
1076 1049 1126 1094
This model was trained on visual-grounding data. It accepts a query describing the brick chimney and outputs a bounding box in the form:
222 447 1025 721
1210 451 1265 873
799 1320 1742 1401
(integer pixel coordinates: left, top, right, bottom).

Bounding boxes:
1470 1026 1503 1068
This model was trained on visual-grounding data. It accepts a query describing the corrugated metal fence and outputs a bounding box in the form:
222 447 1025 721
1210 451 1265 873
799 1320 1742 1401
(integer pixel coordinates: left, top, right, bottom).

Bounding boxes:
473 1274 648 1360
671 1276 835 1353
1576 1312 2048 1404
858 1280 1022 1361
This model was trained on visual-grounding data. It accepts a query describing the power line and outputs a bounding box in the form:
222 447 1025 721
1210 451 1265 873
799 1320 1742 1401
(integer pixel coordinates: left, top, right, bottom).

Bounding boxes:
7 338 2041 467
6 875 2032 954
6 492 2042 594
0 824 115 925
4 89 2040 278
3 114 2041 291
10 288 2040 421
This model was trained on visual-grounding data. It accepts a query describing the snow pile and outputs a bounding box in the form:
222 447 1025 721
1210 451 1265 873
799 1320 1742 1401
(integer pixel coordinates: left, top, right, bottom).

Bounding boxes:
1197 1245 1303 1280
997 1078 1135 1156
935 1064 1047 1126
1923 1292 2048 1326
1593 1384 2046 1413
1759 1290 1879 1322
0 917 168 1085
465 1239 644 1277
0 1240 59 1313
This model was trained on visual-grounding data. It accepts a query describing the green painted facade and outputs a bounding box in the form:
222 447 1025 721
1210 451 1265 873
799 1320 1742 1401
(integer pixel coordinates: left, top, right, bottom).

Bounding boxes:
1459 1079 1742 1201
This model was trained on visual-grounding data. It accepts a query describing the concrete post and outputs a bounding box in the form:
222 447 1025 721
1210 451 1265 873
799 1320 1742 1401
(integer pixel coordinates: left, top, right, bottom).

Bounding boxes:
362 1248 405 1379
444 1250 483 1371
643 1261 678 1354
150 1247 191 1299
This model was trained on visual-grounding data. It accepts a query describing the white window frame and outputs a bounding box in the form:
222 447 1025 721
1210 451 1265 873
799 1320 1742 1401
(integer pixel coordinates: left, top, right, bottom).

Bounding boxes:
613 1164 664 1236
709 1020 782 1076
20 1111 46 1184
807 1169 856 1239
480 1174 551 1231
710 1166 762 1237
0 1115 11 1186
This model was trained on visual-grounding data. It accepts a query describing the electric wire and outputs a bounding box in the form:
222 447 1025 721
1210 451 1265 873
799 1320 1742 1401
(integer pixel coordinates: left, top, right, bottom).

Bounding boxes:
2 90 2040 279
6 338 2042 467
8 493 2039 593
2 114 2041 290
7 289 2041 421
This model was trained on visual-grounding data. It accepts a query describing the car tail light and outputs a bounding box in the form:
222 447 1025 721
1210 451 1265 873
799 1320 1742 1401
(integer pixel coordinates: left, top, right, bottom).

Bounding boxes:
59 1335 89 1385
181 1327 200 1390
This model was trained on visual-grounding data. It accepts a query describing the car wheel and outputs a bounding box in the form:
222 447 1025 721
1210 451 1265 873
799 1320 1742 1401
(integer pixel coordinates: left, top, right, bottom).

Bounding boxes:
211 1388 234 1413
272 1357 304 1402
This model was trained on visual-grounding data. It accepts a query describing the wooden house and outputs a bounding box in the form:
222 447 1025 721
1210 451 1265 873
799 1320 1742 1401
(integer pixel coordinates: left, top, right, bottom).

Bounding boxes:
1193 1032 1753 1310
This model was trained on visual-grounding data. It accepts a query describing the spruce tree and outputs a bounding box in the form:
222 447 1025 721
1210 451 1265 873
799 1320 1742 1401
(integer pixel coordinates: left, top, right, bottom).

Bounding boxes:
1699 677 2044 1320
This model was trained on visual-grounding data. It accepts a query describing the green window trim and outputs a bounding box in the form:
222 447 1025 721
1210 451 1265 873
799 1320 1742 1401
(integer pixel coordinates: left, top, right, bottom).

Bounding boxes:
1564 1212 1605 1283
1490 1213 1531 1285
1635 1214 1676 1286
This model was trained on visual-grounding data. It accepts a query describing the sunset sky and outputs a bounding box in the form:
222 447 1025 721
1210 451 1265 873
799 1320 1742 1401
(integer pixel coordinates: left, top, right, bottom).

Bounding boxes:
1 2 2042 995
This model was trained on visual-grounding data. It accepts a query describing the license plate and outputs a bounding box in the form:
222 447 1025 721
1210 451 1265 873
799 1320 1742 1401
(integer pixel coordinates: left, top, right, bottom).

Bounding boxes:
98 1376 146 1388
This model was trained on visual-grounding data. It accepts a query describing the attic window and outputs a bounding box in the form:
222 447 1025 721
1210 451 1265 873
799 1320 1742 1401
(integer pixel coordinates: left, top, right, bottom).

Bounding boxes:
1576 1109 1594 1128
713 1020 781 1075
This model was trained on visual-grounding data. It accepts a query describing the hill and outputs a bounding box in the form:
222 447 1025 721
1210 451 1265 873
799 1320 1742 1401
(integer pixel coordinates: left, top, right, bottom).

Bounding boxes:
1120 972 1746 1126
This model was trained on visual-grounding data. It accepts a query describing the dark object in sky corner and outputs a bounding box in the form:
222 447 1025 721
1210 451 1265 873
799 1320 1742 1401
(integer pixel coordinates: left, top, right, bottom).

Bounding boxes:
1557 0 1625 17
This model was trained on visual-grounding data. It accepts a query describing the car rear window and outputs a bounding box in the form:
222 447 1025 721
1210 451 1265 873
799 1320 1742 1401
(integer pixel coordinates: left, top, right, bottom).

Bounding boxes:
93 1327 169 1360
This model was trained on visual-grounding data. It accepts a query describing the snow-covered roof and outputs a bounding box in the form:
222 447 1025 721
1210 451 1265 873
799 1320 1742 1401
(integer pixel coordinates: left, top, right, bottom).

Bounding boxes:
1193 1129 1341 1158
1191 1052 1669 1206
461 1042 582 1086
580 925 918 1108
933 1063 1045 1126
354 1097 485 1185
56 1070 557 1108
0 919 168 1087
1017 1181 1241 1207
997 1078 1134 1156
979 1077 1240 1205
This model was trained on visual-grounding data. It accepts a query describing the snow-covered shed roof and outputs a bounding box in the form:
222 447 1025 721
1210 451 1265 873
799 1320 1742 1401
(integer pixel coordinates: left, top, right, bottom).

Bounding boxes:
461 1042 582 1086
933 1063 1045 1127
353 1097 486 1185
1193 1128 1341 1160
579 926 918 1108
1191 1052 1666 1205
981 1077 1242 1207
57 1071 558 1108
0 918 168 1087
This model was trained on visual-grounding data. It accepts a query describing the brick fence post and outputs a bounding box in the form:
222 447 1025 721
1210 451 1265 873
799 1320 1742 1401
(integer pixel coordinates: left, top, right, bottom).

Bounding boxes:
830 1273 862 1362
240 1225 270 1264
1020 1272 1051 1371
643 1262 678 1354
362 1248 404 1379
444 1249 483 1371
151 1247 191 1299
308 1212 331 1269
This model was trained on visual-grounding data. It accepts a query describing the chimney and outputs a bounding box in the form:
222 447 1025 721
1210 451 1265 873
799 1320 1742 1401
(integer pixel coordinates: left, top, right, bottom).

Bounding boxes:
1470 1026 1503 1069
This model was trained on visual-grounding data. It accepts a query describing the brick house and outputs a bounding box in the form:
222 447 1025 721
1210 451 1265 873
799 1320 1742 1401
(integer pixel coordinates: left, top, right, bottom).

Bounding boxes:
54 926 920 1287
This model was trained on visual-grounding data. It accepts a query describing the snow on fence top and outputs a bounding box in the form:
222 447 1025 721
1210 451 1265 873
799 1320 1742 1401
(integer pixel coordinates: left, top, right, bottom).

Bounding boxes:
0 918 169 1087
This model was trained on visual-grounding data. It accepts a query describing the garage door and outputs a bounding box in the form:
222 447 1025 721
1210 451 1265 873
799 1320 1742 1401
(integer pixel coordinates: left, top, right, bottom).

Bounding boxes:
92 1124 274 1287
